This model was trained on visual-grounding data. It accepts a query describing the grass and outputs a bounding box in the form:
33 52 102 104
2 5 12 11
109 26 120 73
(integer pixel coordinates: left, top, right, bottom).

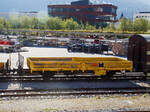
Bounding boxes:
143 93 148 98
0 110 16 112
4 28 150 35
42 108 59 112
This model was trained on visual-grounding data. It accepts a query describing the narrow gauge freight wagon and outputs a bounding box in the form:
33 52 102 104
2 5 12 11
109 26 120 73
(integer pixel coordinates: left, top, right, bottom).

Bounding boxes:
0 62 5 74
128 34 150 74
0 62 4 70
27 57 132 76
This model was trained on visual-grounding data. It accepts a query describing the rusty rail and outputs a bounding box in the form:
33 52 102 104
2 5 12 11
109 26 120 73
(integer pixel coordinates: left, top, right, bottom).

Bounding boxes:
0 74 148 82
0 87 150 98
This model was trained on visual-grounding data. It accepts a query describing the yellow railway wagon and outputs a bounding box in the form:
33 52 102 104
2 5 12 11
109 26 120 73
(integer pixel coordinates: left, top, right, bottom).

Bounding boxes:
27 57 132 76
0 62 5 72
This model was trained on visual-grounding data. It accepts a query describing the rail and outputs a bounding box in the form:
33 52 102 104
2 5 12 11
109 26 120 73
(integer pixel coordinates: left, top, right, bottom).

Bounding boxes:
1 87 150 98
0 74 148 82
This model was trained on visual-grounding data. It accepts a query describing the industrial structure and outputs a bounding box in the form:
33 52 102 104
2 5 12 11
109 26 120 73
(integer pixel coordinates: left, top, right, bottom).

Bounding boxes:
48 0 118 26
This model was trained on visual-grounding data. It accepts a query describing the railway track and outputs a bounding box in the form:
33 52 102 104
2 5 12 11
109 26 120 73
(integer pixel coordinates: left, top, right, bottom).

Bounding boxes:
0 87 150 98
117 111 150 112
0 72 148 82
0 75 148 82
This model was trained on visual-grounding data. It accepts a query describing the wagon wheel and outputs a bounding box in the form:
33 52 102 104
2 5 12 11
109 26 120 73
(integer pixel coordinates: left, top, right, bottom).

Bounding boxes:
101 71 115 79
107 71 116 77
42 71 55 80
64 71 74 76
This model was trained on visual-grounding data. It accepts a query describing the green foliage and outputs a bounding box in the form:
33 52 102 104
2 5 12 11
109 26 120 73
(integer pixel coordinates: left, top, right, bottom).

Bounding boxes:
119 17 149 33
38 21 47 29
65 18 79 30
30 17 39 29
119 18 128 32
0 15 150 33
98 22 108 29
80 24 85 30
143 93 147 98
9 15 20 28
43 108 59 112
46 17 64 30
119 18 133 32
19 16 32 29
85 22 96 30
126 19 133 31
133 18 148 32
109 23 116 31
148 22 150 30
107 23 116 31
119 18 134 32
0 18 5 31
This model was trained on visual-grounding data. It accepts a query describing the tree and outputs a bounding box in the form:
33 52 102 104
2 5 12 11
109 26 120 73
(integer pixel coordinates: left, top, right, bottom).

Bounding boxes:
109 23 116 31
8 14 20 28
0 18 5 31
97 22 108 29
38 21 47 29
30 17 39 29
148 22 150 30
133 18 148 32
65 18 79 30
79 21 85 30
120 13 124 19
19 16 32 29
126 19 133 32
38 16 49 30
119 18 128 32
85 22 96 30
46 17 64 30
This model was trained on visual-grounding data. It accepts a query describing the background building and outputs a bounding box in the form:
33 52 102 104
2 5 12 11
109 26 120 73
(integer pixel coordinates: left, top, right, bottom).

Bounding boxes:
0 11 39 19
134 12 150 21
48 0 117 27
0 12 10 18
18 11 39 17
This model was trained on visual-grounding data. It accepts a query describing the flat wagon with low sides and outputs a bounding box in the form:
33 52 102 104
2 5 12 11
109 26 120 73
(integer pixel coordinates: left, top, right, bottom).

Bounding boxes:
0 62 5 72
27 57 132 76
0 61 10 74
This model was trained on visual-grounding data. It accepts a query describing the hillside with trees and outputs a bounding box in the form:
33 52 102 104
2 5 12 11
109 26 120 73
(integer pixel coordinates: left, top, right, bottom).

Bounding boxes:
0 16 150 34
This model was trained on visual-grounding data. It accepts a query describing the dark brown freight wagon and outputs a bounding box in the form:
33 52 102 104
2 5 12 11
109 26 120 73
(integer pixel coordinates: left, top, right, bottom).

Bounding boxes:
128 34 150 75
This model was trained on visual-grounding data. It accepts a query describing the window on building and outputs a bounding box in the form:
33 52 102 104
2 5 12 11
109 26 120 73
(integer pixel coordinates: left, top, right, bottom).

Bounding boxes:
48 8 52 13
112 8 116 14
96 7 102 12
102 7 113 13
87 15 96 19
110 16 115 20
96 15 112 20
76 9 80 11
80 8 94 12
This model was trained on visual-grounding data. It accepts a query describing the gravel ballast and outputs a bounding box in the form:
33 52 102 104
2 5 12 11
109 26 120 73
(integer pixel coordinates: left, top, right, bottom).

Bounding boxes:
0 95 150 112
